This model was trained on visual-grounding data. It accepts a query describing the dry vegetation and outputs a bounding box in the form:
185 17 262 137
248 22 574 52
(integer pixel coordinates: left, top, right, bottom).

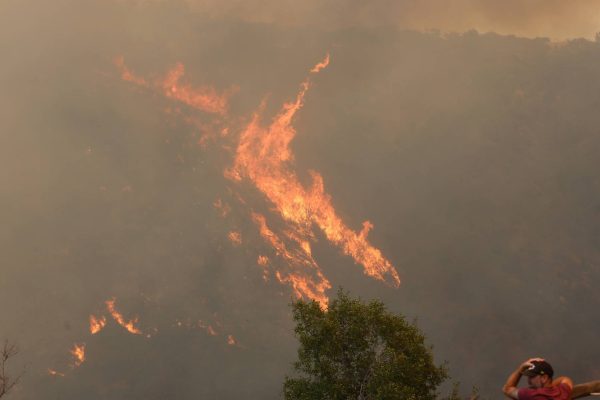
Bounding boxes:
0 341 22 398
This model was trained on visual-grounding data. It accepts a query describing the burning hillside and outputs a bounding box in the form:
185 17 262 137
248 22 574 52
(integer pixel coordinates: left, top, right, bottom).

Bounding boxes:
115 54 400 307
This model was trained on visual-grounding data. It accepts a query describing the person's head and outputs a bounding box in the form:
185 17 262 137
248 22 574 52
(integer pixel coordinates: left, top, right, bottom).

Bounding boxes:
523 360 554 388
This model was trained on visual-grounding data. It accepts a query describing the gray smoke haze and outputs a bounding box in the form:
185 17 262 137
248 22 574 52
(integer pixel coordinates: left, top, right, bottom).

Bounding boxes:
185 0 600 40
2 0 600 398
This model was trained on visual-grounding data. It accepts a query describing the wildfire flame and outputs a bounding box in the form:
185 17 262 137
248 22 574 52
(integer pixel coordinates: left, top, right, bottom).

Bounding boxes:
228 54 399 304
310 53 330 73
257 255 270 281
252 212 331 306
257 255 269 266
116 53 400 306
42 53 401 381
106 298 143 335
228 230 242 246
206 325 218 336
114 56 148 87
52 297 245 376
70 343 86 367
227 335 237 346
161 62 233 115
114 56 233 115
89 314 107 335
48 368 65 377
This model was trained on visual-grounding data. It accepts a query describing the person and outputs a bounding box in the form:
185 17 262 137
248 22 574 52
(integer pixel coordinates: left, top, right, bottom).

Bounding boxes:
572 380 600 399
502 358 573 399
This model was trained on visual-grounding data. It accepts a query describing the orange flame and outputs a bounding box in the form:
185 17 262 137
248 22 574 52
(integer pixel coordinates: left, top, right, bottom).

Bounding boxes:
257 255 269 266
115 53 399 306
106 298 143 335
114 56 148 87
48 368 65 377
257 255 270 281
89 314 107 335
161 62 232 115
197 320 218 336
206 325 218 336
310 53 330 73
115 56 233 115
252 212 331 306
229 55 400 302
227 334 237 346
70 343 85 367
228 230 242 246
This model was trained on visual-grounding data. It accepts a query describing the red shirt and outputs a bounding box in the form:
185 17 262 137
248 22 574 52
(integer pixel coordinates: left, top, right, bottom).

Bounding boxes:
517 383 572 400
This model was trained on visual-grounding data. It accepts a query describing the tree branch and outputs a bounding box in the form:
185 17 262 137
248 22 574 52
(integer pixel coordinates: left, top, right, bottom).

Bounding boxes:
0 340 23 399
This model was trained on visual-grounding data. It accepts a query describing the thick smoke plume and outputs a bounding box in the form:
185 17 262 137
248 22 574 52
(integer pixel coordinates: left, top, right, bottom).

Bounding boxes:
185 0 600 40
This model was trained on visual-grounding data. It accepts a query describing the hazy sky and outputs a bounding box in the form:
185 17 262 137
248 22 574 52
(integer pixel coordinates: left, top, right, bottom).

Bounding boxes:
185 0 600 40
2 1 600 399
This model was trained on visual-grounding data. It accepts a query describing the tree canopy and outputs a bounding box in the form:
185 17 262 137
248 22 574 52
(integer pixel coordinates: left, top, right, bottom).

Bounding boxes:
284 290 451 400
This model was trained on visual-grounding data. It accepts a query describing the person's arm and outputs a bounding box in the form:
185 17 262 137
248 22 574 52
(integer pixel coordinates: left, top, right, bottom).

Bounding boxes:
502 358 544 399
572 380 600 399
502 364 523 399
551 376 573 389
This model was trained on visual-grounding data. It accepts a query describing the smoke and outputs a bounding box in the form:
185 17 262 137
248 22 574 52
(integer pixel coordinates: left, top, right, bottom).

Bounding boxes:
2 0 600 398
185 0 600 40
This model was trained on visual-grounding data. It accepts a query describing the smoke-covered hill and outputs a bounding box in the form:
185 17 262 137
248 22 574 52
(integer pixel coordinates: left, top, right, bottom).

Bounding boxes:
2 1 600 398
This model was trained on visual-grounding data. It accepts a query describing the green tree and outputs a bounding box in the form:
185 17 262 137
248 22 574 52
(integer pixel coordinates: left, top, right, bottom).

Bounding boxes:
284 290 453 400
